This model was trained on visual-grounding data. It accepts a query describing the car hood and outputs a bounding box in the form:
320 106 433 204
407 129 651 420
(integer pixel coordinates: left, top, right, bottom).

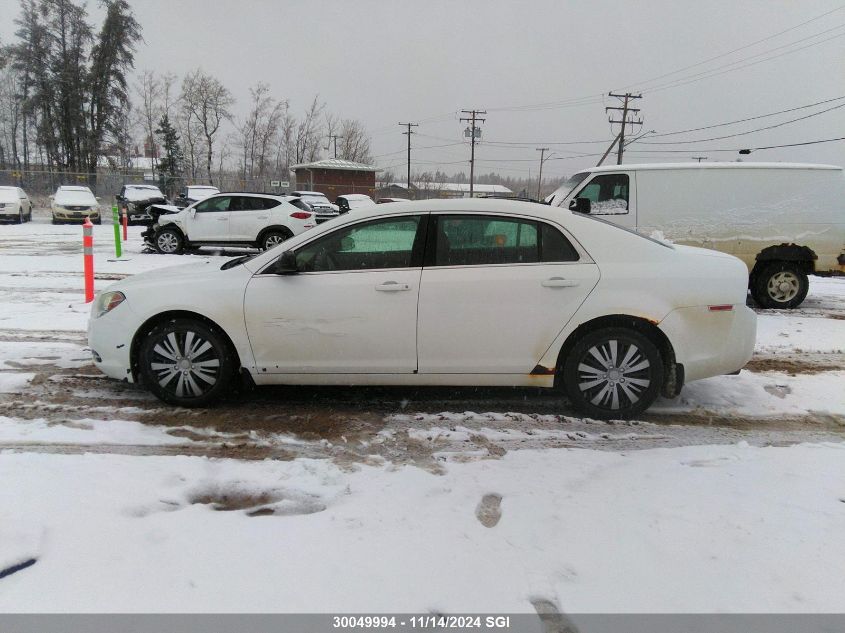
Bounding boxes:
114 261 220 290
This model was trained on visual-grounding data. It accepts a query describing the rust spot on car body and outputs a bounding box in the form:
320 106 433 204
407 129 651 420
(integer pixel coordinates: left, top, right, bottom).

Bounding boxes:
529 364 556 376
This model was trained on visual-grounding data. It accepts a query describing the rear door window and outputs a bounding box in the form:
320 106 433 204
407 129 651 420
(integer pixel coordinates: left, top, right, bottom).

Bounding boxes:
432 215 539 266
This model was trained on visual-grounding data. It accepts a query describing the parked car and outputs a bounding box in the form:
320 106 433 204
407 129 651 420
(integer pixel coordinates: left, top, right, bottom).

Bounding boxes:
0 186 33 223
51 186 101 224
336 193 376 213
546 162 845 309
142 192 315 254
174 185 220 209
377 197 410 204
282 195 313 215
116 184 168 225
289 191 340 223
90 198 756 419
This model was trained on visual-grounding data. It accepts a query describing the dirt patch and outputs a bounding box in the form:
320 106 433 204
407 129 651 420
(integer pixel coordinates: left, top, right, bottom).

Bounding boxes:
744 358 842 375
475 493 503 528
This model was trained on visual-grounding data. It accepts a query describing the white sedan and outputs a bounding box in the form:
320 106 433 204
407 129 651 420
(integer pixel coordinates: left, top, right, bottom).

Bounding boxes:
88 199 756 419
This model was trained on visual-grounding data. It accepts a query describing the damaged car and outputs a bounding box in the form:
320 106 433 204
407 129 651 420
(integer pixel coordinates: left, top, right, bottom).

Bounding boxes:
116 184 169 225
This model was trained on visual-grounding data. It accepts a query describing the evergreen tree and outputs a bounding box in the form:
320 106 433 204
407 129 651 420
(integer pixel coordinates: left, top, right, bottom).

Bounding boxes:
155 112 183 190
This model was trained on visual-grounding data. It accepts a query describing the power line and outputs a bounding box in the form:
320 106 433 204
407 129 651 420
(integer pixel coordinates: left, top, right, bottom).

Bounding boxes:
648 95 845 137
638 100 845 144
618 5 845 91
625 135 845 153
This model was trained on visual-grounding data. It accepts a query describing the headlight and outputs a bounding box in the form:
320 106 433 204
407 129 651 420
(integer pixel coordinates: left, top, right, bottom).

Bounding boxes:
95 291 126 318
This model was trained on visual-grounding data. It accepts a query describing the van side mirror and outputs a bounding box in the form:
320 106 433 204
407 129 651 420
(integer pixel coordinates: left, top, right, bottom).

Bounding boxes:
270 250 299 274
569 198 591 214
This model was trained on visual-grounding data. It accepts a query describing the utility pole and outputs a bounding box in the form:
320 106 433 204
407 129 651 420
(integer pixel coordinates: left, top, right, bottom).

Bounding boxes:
606 92 642 165
536 148 550 199
398 122 418 192
460 109 486 197
327 134 343 158
692 156 707 163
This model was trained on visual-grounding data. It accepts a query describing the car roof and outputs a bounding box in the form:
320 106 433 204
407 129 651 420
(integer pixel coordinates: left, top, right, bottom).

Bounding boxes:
292 191 327 196
58 185 91 191
333 197 564 222
187 185 218 190
338 193 372 200
126 184 160 188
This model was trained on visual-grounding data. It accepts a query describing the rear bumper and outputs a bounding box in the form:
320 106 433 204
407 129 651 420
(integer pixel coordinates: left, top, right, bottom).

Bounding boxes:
659 304 756 383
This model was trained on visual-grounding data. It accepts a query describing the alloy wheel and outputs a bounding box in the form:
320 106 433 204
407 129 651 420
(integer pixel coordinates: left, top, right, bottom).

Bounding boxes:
157 231 179 253
149 330 221 399
576 339 652 411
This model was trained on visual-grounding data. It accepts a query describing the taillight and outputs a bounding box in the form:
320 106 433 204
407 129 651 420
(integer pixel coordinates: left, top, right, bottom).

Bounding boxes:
290 211 312 220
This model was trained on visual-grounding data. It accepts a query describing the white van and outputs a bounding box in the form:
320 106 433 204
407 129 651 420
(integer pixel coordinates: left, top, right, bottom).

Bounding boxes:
546 162 845 308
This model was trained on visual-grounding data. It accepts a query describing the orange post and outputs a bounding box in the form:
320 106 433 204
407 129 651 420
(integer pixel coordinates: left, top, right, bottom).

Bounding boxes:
83 217 94 303
122 208 128 241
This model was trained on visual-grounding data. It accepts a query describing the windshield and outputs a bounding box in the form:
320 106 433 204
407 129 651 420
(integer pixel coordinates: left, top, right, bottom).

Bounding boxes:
55 189 97 205
546 172 590 206
124 186 164 201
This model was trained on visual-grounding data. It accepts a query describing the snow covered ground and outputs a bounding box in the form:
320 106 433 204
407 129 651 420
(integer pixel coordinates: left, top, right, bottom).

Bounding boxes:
1 215 844 613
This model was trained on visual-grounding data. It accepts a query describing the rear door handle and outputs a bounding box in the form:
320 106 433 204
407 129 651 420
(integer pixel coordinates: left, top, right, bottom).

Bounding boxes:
376 281 411 292
542 277 580 288
217 217 227 221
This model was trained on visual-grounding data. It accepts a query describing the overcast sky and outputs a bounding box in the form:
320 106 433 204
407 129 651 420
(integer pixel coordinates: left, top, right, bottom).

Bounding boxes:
2 0 844 180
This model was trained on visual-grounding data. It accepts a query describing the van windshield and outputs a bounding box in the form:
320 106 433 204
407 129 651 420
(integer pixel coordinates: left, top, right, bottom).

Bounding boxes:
547 172 589 206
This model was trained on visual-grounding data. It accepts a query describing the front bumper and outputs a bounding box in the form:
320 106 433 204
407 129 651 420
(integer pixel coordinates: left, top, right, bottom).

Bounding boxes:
53 209 100 221
88 305 135 382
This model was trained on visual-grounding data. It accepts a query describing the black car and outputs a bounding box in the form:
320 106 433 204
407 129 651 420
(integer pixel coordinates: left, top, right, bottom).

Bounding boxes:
116 184 169 225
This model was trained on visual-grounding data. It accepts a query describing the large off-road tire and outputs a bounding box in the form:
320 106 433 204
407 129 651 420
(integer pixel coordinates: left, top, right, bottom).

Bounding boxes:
155 227 184 254
751 262 809 309
259 228 292 251
562 327 663 420
138 318 235 407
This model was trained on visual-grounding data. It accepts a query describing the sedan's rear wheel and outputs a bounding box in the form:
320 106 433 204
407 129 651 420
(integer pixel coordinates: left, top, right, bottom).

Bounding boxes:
563 327 663 420
139 319 235 407
155 227 184 254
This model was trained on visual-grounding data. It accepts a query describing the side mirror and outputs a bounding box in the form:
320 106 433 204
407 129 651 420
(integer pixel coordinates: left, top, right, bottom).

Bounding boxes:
569 198 591 214
189 208 196 217
49 195 54 200
96 196 101 202
270 250 299 274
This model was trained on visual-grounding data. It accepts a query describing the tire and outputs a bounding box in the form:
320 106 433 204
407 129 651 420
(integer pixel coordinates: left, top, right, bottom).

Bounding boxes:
260 229 292 251
93 216 102 225
15 209 23 224
562 327 663 420
51 217 60 225
155 227 184 254
138 318 235 407
751 262 809 309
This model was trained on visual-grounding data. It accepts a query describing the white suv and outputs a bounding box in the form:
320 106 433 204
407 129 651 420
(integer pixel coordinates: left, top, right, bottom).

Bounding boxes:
144 193 315 254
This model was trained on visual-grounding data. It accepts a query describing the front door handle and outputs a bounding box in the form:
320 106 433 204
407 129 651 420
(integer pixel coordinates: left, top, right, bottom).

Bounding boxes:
542 277 580 288
376 281 411 292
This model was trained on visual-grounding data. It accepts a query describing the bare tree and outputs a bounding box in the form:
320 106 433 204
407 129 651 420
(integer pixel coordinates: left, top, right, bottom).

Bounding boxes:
293 95 324 164
181 69 234 185
338 118 372 163
135 70 161 174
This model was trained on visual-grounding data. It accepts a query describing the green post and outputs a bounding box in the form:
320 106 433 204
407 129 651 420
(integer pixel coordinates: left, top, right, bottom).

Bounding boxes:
111 204 122 258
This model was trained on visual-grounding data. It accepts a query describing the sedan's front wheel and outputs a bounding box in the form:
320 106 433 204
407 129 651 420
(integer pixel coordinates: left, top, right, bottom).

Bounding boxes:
563 327 663 420
139 319 235 407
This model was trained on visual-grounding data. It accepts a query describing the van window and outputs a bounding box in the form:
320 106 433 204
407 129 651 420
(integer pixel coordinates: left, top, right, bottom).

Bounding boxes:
576 174 629 215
